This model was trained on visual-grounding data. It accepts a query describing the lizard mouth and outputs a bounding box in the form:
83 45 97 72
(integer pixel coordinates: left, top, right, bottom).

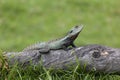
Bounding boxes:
70 32 80 40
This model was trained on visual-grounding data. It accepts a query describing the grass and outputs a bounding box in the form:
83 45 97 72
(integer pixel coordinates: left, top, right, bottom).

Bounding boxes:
0 0 120 79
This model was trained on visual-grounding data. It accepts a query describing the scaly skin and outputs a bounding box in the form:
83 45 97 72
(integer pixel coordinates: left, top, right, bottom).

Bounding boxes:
23 25 83 53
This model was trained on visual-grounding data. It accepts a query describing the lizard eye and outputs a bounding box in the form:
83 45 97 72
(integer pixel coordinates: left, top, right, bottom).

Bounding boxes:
75 26 78 28
70 30 73 33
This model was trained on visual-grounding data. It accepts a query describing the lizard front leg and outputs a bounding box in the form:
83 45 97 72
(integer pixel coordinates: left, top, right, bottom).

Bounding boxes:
71 43 76 48
62 44 73 50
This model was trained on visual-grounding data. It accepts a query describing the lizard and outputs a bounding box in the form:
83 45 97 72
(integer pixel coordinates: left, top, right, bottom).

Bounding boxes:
23 25 83 53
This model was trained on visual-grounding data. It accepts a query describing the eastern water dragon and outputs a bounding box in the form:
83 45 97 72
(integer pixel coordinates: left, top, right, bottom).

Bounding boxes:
23 25 83 53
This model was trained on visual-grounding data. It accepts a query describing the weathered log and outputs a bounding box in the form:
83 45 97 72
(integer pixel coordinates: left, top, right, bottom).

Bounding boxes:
4 44 120 73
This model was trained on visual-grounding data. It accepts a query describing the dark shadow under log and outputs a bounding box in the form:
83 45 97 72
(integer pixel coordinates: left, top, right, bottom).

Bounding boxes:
4 44 120 73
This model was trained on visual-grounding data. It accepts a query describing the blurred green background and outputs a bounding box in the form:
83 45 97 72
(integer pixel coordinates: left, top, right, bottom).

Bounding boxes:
0 0 120 52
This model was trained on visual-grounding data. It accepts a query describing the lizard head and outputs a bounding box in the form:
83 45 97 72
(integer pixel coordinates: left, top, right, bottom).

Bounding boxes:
67 25 83 41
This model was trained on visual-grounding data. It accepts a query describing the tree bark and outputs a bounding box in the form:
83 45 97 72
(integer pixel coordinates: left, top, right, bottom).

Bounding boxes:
4 44 120 73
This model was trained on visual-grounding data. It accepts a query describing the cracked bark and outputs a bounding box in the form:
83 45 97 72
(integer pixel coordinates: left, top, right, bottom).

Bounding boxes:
4 44 120 73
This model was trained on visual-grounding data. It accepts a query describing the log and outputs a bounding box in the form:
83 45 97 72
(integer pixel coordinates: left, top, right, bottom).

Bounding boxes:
4 44 120 73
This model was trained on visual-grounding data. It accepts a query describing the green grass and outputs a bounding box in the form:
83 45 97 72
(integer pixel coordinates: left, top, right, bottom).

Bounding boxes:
0 0 120 79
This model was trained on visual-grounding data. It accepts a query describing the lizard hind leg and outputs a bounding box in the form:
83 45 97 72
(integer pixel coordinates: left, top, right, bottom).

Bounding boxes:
38 47 50 53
